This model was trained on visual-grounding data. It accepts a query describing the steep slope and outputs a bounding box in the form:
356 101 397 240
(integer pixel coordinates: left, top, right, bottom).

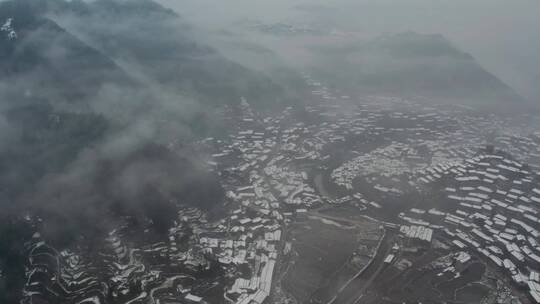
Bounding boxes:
0 1 135 106
48 0 289 109
0 3 232 300
0 0 231 225
0 1 301 303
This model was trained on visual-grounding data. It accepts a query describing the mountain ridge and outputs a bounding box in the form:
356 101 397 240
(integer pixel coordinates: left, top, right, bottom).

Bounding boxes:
309 31 527 112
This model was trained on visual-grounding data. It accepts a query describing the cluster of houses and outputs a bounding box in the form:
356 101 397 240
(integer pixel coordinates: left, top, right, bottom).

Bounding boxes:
1 17 17 40
189 76 540 303
399 225 434 245
430 251 476 281
300 74 540 303
303 97 483 195
402 151 540 303
201 100 330 304
191 76 540 303
20 72 540 304
493 134 540 173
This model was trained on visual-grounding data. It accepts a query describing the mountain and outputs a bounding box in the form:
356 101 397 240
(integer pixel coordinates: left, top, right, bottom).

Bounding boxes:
0 1 135 106
0 0 258 226
0 2 263 300
0 0 296 110
49 0 289 109
310 32 525 111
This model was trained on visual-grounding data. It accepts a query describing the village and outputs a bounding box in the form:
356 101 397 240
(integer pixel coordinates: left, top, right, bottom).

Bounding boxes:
192 73 540 304
19 73 540 304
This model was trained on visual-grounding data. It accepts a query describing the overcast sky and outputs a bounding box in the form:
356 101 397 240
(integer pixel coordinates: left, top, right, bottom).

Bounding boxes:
157 0 540 103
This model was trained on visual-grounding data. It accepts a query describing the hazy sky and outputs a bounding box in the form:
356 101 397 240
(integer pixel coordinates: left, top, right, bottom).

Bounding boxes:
158 0 540 103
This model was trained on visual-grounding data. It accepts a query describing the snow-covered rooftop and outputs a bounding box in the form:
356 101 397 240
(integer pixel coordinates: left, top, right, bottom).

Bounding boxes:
1 17 17 40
